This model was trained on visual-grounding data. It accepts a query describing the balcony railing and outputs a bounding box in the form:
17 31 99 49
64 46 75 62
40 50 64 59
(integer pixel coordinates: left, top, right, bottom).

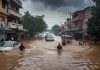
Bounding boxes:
8 9 22 18
8 22 23 30
17 24 23 30
13 0 22 7
8 22 17 29
72 16 84 22
72 13 84 22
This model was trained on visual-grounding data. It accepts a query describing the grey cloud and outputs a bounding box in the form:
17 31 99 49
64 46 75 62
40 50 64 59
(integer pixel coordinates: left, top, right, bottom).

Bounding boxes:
31 0 86 9
21 0 93 10
21 0 93 29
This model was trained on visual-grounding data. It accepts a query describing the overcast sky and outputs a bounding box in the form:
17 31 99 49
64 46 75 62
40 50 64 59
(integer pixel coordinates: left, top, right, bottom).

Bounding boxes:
21 0 93 29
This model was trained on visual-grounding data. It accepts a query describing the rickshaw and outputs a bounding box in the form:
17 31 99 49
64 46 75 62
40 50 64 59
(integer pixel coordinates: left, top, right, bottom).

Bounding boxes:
61 35 72 45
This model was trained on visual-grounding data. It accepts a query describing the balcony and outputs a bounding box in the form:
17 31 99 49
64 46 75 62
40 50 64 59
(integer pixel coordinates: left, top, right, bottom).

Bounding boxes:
8 9 22 18
72 16 84 22
13 0 22 8
8 22 17 29
72 12 84 23
8 22 23 31
17 24 23 30
0 21 6 29
0 7 8 15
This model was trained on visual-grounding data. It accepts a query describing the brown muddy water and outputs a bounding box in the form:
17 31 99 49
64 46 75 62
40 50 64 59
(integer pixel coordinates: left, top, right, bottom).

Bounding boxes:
0 36 100 70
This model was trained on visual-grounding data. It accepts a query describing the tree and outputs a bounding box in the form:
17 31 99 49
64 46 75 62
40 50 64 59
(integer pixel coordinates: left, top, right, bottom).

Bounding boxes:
87 0 100 42
51 25 61 35
22 11 47 37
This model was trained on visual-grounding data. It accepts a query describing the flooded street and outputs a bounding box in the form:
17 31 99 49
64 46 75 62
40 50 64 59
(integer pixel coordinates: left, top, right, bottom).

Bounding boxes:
0 36 100 70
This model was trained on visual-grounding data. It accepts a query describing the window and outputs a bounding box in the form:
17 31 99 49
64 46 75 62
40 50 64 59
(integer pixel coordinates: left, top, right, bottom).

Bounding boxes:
2 0 6 9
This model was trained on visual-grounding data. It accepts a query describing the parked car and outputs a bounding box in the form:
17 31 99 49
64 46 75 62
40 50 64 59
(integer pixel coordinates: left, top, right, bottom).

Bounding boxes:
0 41 21 52
45 34 54 41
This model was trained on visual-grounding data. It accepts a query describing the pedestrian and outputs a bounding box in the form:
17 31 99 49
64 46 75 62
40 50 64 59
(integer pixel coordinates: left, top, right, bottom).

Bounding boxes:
79 40 84 45
19 43 25 51
57 43 63 50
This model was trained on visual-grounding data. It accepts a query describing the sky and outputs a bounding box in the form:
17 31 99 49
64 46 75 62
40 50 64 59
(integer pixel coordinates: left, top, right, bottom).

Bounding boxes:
20 0 93 29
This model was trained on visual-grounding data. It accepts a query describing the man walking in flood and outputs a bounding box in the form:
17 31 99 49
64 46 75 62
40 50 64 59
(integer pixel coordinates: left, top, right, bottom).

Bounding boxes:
19 43 25 51
57 43 63 50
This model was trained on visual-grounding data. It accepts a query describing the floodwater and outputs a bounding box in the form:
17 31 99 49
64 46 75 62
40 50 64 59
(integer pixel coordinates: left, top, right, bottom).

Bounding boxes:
0 36 100 70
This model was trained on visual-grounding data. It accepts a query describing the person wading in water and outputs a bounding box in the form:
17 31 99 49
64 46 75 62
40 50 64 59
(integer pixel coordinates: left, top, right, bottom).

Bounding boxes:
19 43 25 51
57 43 63 50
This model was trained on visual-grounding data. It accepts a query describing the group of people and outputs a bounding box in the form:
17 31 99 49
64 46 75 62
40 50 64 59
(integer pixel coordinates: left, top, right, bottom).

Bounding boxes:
79 40 86 45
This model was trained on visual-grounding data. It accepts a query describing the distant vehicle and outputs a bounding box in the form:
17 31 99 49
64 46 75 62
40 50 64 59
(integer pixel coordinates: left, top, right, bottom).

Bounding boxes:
0 41 21 52
36 33 44 38
61 35 72 45
45 34 54 41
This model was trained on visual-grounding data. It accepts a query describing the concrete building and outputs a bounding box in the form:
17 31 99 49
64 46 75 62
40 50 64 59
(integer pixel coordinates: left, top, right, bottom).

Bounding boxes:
7 0 23 41
62 18 71 35
0 0 23 41
72 7 92 40
0 0 9 41
62 18 76 38
83 7 92 31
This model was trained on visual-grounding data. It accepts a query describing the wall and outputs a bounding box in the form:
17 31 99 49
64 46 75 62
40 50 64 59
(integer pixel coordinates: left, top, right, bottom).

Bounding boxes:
83 7 92 30
73 11 85 31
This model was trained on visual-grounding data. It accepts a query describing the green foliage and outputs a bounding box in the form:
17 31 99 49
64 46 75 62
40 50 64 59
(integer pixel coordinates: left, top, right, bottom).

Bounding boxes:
51 25 61 35
87 0 100 40
22 11 47 36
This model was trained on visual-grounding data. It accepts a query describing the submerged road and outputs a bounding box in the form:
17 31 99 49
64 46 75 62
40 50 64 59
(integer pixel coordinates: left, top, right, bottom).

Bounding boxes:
0 36 100 70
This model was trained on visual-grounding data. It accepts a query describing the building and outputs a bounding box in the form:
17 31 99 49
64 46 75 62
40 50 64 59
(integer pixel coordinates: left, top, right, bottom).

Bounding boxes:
72 7 92 40
62 18 76 37
0 0 9 41
83 7 92 31
7 0 23 41
0 0 23 42
62 18 71 35
72 10 85 39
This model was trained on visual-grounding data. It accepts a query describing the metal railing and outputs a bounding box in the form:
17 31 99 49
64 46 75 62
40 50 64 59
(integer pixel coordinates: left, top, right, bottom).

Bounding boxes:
13 0 22 7
8 22 23 30
8 9 22 18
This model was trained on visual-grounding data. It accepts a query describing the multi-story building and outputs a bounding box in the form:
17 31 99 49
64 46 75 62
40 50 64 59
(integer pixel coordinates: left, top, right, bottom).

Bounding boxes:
62 18 76 37
72 10 85 39
7 0 23 41
72 7 92 40
83 7 92 31
62 18 71 35
0 0 23 41
0 0 9 41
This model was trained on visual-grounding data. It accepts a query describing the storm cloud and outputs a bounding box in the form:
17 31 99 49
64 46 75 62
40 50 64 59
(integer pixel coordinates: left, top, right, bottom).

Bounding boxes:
30 0 92 9
21 0 93 29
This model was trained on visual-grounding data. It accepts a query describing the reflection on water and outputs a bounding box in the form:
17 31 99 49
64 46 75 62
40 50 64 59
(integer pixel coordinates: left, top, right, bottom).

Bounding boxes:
0 50 25 70
0 38 100 70
57 49 62 56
